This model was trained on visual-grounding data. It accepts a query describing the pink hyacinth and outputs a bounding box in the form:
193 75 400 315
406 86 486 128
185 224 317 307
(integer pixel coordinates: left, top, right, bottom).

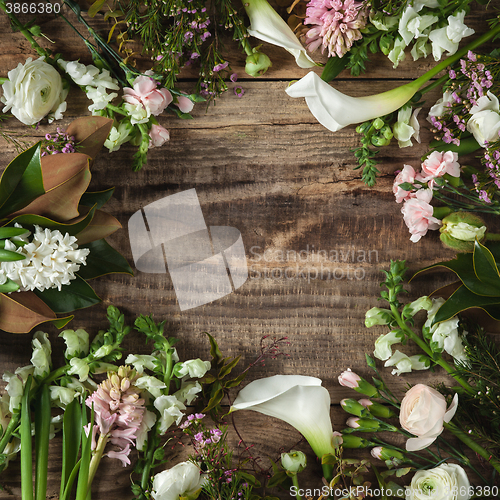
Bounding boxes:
304 0 368 58
401 189 442 243
86 366 145 466
123 75 172 116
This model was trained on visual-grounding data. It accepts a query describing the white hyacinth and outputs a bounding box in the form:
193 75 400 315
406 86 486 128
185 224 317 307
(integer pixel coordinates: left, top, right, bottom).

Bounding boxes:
0 225 90 292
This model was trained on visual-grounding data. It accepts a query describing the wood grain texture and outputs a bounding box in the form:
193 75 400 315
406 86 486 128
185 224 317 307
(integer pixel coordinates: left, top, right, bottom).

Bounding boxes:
0 2 499 498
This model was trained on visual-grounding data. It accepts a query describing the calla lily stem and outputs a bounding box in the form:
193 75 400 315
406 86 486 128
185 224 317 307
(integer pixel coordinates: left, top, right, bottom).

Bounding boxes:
322 462 334 482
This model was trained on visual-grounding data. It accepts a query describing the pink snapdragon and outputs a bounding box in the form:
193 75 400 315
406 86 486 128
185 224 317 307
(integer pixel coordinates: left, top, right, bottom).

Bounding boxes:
421 151 460 179
123 75 172 116
149 124 170 148
305 0 368 58
401 189 442 243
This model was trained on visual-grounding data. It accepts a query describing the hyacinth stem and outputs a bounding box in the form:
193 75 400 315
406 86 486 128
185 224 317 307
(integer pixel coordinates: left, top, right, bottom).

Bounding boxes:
444 422 500 475
87 433 108 491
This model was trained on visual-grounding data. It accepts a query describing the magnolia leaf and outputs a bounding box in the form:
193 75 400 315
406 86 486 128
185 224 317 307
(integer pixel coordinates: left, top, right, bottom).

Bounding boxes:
433 284 500 324
0 292 73 333
77 239 133 279
14 162 91 221
0 143 44 219
75 209 121 245
35 275 101 314
9 205 97 237
79 188 115 209
65 116 113 160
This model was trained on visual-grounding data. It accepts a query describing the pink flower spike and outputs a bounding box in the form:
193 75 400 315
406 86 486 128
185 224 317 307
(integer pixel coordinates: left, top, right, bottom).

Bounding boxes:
421 151 460 179
106 444 132 466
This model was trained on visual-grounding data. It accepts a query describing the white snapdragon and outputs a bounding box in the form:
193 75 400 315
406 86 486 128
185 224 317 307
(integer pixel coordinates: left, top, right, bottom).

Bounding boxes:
135 375 167 398
174 381 202 405
0 225 89 293
50 386 78 408
387 36 407 68
393 106 421 148
384 350 429 375
104 122 133 152
67 357 90 382
59 329 89 359
398 6 438 46
374 331 404 361
31 331 52 378
136 409 157 452
174 359 211 379
424 298 467 364
429 11 474 61
154 395 186 433
3 365 34 412
125 354 158 373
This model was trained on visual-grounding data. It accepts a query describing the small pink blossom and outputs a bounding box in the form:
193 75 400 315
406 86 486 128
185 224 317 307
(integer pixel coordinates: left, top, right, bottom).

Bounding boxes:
338 368 361 388
123 75 172 116
305 0 368 58
149 124 170 148
421 151 460 179
175 95 194 113
401 189 442 243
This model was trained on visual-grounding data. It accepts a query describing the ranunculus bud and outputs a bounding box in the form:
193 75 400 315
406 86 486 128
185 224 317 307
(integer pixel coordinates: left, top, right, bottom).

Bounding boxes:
440 212 486 252
245 47 272 77
281 450 307 474
152 462 206 500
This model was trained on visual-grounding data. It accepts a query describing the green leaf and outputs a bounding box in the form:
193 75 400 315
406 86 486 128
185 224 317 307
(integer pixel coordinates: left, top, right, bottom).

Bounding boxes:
224 372 247 389
0 227 28 239
206 332 224 365
0 249 26 262
79 188 114 209
433 285 500 324
9 205 97 237
77 239 133 280
0 143 44 218
34 384 50 500
202 387 224 413
218 356 240 379
35 275 101 314
65 116 113 160
60 399 82 500
88 0 107 17
0 278 20 293
266 471 288 488
20 376 33 500
74 209 120 245
472 239 500 292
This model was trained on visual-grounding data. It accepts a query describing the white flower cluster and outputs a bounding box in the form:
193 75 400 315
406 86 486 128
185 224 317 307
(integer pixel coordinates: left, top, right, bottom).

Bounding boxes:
385 0 474 68
0 225 90 292
58 59 120 113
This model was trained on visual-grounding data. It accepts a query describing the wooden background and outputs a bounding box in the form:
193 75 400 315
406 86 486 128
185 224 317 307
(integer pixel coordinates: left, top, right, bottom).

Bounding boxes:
0 1 499 498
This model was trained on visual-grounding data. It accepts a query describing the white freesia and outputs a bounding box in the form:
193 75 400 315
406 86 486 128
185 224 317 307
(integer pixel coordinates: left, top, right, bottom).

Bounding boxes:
59 329 89 359
429 11 474 61
374 331 404 361
124 102 151 125
231 375 336 458
152 462 207 500
87 85 119 112
58 60 100 86
393 106 421 148
174 381 202 405
243 0 316 69
428 90 454 118
384 350 429 376
31 331 52 378
174 359 211 379
154 395 186 434
125 354 158 373
135 375 167 398
1 57 67 125
424 298 467 364
406 463 470 500
398 6 438 46
410 36 431 61
286 71 422 132
466 91 500 147
0 225 89 292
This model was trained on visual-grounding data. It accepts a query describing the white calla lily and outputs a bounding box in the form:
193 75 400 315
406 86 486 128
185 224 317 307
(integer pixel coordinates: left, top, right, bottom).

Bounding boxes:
243 0 316 69
231 375 335 458
286 72 423 132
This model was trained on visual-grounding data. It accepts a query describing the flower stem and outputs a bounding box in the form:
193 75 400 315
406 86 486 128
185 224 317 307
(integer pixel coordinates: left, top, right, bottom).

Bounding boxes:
322 462 334 482
291 474 303 500
444 422 500 475
87 433 108 491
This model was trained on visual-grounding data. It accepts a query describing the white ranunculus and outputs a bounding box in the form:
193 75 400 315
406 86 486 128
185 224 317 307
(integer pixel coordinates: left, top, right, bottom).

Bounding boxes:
243 0 316 69
445 222 486 242
374 331 404 361
428 90 454 118
59 329 89 359
174 381 202 405
424 298 467 364
231 375 336 458
406 463 471 500
398 6 438 46
1 57 67 125
152 462 207 500
281 450 307 474
174 359 211 379
429 11 474 61
393 106 421 148
400 384 458 451
286 72 423 132
31 331 52 378
384 350 429 376
154 395 186 434
466 91 500 147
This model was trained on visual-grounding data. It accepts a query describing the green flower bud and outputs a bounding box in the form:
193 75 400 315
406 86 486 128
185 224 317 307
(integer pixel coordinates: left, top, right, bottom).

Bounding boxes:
380 125 393 139
440 212 486 252
355 122 371 134
340 398 371 418
340 434 374 449
245 47 272 77
358 399 397 419
371 134 390 147
373 118 384 130
346 417 396 432
281 450 307 474
371 446 405 461
365 307 393 327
